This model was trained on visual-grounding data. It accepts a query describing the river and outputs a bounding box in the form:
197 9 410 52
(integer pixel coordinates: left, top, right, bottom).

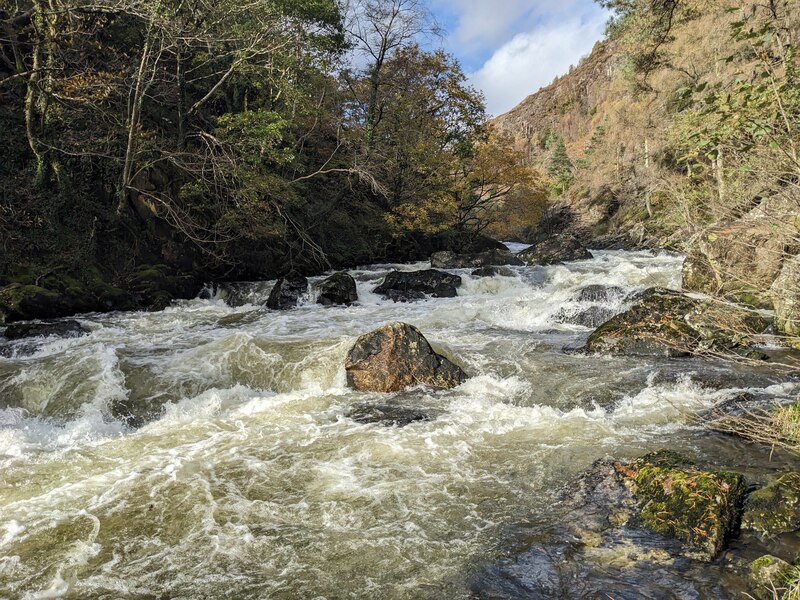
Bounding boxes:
0 249 797 599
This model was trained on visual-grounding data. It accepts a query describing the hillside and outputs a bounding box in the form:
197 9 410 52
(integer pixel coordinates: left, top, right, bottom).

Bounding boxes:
493 0 800 337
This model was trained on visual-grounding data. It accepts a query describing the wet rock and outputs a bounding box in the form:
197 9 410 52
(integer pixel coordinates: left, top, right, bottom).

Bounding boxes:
555 305 618 328
347 404 431 427
471 266 516 278
517 234 593 265
618 450 746 561
748 555 795 600
345 322 467 392
742 474 800 538
585 287 770 357
382 289 427 303
3 319 88 340
373 270 462 301
771 254 800 336
470 452 747 599
573 284 626 303
430 249 524 269
128 265 200 311
266 275 308 310
317 272 358 306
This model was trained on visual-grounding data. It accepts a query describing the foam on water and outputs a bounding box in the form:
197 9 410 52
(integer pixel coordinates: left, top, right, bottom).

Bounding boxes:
0 249 796 599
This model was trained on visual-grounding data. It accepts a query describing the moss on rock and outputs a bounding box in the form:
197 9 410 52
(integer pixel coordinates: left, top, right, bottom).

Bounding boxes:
585 287 770 357
742 473 800 537
616 450 746 560
749 555 796 600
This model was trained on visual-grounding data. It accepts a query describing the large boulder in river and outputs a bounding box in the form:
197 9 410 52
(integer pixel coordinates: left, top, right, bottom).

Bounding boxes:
430 248 524 269
317 272 358 306
345 322 467 392
617 450 746 561
585 287 770 357
517 234 592 265
266 275 308 310
373 270 461 301
3 319 88 340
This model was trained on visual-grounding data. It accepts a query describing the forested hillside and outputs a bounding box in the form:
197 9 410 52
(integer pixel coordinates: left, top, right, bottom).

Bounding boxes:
0 0 538 321
494 0 800 337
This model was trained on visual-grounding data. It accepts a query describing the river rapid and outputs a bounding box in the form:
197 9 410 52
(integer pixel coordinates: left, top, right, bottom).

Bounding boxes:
0 249 798 599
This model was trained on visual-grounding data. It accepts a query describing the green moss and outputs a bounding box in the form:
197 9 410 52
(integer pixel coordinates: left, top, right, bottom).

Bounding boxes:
742 473 800 537
749 555 796 600
629 451 746 560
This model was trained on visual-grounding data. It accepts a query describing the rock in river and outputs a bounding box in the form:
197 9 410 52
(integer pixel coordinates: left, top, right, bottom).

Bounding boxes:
430 248 524 269
471 265 516 278
373 270 461 301
316 272 358 306
618 450 746 561
266 275 308 310
3 319 88 340
345 322 467 392
347 403 431 427
585 287 770 357
741 473 800 538
517 234 592 265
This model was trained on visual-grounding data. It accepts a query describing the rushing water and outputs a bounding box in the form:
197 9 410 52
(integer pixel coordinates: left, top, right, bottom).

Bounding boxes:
0 250 797 599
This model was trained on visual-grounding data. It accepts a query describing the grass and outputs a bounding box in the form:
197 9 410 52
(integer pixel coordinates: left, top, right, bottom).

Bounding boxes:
707 403 800 457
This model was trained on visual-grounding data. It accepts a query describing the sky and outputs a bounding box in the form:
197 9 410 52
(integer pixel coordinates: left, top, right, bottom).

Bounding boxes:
429 0 610 116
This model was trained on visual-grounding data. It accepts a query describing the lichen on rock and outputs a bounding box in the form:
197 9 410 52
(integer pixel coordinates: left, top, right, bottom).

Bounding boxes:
742 473 800 538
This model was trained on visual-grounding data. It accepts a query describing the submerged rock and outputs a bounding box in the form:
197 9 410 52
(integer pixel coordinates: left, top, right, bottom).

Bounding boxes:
742 473 800 538
345 322 467 392
317 272 358 306
373 270 462 301
347 404 431 427
555 304 618 328
585 287 770 357
430 248 524 269
573 284 626 303
471 265 515 278
266 275 308 310
517 234 592 265
3 319 88 340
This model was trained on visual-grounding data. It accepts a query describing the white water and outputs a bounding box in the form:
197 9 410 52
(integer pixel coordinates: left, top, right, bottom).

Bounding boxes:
0 250 795 599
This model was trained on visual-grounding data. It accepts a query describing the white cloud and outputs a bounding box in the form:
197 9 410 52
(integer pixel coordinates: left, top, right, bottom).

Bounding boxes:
469 13 607 116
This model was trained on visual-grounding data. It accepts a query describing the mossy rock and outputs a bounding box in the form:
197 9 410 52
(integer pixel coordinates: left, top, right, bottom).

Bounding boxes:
0 284 67 321
585 287 770 357
617 450 746 561
742 473 800 537
749 555 796 600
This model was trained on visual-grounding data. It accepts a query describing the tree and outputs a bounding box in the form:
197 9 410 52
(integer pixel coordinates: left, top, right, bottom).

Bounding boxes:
343 0 439 148
547 134 574 195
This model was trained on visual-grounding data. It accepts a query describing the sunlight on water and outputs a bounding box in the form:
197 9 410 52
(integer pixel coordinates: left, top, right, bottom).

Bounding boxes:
0 250 795 599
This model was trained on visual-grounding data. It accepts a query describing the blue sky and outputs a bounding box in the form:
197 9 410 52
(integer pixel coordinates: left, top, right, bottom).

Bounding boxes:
428 0 610 116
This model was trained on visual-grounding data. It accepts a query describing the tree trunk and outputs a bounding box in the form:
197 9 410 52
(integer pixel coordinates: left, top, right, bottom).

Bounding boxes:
119 32 153 214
